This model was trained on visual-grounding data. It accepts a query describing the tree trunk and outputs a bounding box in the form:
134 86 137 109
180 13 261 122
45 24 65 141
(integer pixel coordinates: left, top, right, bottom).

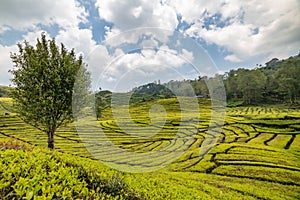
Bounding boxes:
47 130 55 149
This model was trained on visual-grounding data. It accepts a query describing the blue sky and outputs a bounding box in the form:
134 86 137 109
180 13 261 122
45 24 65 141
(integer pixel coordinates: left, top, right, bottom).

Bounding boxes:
0 0 299 91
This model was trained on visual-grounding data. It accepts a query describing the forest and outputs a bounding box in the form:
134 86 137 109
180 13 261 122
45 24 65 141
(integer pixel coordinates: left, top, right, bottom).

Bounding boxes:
126 53 300 106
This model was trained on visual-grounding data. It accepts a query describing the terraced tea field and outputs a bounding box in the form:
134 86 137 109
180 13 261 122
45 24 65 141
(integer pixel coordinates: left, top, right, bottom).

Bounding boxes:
1 97 300 199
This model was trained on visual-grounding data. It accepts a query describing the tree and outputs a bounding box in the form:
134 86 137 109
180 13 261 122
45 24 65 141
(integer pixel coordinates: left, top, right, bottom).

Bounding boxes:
274 59 300 104
236 69 266 105
10 33 91 149
95 90 112 119
190 76 208 97
224 70 240 100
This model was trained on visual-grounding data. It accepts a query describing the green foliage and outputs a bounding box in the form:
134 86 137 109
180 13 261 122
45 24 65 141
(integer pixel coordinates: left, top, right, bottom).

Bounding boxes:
1 98 300 199
133 82 175 97
224 53 300 105
226 100 244 107
0 140 140 199
0 86 12 98
274 57 300 104
190 76 209 96
9 33 91 149
165 79 205 97
237 69 267 104
95 90 112 119
224 68 267 105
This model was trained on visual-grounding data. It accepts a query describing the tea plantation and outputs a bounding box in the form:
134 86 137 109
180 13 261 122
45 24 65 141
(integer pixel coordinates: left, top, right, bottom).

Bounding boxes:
0 97 300 199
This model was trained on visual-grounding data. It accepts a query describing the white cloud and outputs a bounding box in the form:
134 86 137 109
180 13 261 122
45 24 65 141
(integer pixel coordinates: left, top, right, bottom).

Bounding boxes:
96 0 177 31
86 44 123 89
16 28 97 63
103 28 175 49
0 45 17 86
96 0 178 44
56 27 96 57
132 6 143 18
194 22 257 59
98 47 195 91
181 49 194 63
0 0 87 32
240 0 300 60
168 0 300 62
166 0 221 24
1 0 299 88
96 0 300 63
224 54 242 62
102 46 190 81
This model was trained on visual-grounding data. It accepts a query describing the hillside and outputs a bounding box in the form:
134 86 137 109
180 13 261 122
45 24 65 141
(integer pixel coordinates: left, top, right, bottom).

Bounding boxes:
1 97 300 199
0 138 140 199
122 53 300 105
0 86 11 97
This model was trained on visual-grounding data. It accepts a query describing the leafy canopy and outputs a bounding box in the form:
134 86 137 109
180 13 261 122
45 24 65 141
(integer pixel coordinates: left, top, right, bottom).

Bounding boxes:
10 33 91 148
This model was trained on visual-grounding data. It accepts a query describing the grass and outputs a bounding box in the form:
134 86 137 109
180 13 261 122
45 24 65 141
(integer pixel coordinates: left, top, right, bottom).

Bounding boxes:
0 97 300 199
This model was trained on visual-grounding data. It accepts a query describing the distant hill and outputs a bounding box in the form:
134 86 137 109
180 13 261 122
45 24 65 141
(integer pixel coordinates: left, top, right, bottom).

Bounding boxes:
261 52 300 72
127 52 300 105
0 86 12 97
265 58 283 68
132 82 175 98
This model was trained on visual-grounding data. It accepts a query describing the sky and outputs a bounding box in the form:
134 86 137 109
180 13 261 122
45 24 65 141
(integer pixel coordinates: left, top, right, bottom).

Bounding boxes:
0 0 299 92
